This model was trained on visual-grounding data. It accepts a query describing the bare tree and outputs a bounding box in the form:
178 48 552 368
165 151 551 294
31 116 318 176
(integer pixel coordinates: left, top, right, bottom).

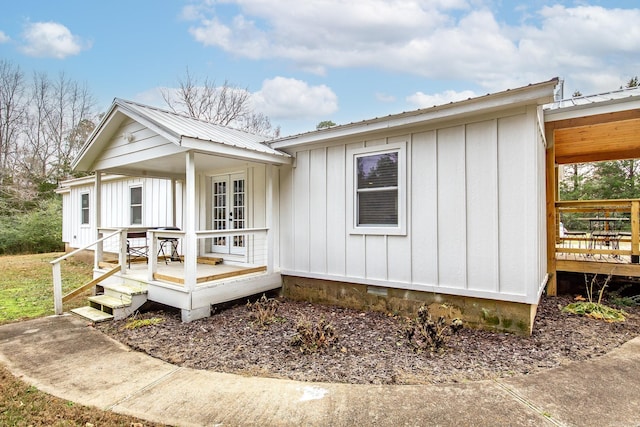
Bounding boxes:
47 72 96 178
0 60 26 187
162 68 279 138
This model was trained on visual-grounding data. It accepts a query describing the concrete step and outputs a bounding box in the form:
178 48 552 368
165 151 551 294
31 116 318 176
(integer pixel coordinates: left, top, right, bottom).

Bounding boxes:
70 306 114 323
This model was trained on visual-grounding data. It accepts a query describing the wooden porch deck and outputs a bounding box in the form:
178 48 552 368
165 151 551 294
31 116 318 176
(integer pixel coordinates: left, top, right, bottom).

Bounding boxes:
100 259 267 286
555 241 640 277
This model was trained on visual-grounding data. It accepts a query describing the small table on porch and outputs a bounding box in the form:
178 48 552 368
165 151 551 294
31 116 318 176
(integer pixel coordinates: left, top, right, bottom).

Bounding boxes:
156 227 182 264
579 217 629 257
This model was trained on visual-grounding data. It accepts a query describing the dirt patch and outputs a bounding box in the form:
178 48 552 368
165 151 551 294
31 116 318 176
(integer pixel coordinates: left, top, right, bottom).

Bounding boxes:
97 295 640 385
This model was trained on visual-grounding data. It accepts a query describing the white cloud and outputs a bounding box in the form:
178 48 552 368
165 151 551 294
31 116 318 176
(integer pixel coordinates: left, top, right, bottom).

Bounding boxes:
135 77 337 123
375 92 396 103
184 1 640 95
20 22 89 59
407 89 477 108
252 77 338 120
0 31 9 43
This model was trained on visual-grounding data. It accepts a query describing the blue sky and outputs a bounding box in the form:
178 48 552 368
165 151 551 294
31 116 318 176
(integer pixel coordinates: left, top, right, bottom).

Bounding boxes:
1 0 639 136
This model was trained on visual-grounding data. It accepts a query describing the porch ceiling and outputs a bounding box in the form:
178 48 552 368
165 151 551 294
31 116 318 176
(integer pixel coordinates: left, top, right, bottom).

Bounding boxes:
547 109 640 164
97 151 254 180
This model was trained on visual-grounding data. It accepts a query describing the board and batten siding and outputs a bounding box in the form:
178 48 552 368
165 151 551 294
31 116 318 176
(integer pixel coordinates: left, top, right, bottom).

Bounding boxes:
62 177 179 251
61 188 94 249
279 106 547 304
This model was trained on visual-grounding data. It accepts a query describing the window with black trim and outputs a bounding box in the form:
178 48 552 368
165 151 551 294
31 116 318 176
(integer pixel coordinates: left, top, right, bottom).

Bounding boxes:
130 186 143 225
80 193 89 225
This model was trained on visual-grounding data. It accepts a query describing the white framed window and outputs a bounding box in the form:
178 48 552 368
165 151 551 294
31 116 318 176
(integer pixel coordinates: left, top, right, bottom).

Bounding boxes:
130 185 143 225
80 192 90 225
348 141 406 235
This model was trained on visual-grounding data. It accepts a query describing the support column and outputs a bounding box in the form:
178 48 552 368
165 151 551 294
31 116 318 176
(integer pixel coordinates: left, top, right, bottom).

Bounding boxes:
265 164 273 274
184 152 198 292
545 140 558 295
94 172 102 270
632 200 639 263
171 178 177 228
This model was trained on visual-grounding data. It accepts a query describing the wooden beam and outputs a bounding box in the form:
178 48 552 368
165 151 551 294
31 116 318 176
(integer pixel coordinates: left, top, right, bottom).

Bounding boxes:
546 143 557 295
556 260 640 277
554 118 640 164
546 109 640 132
62 265 121 302
633 201 640 263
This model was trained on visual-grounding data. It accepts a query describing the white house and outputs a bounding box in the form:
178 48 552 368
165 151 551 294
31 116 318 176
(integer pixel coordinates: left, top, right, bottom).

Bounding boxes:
57 78 561 333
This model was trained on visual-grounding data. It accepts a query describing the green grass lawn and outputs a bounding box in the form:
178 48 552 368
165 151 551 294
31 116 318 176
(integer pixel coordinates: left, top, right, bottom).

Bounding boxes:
0 253 164 426
0 253 94 325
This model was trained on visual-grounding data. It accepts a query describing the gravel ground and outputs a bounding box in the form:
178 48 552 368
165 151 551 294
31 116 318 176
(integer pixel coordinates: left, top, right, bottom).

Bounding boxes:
97 294 640 385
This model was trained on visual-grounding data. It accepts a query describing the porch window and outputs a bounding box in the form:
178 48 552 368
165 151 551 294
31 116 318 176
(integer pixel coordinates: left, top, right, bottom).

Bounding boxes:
130 186 143 225
80 192 89 225
349 142 406 235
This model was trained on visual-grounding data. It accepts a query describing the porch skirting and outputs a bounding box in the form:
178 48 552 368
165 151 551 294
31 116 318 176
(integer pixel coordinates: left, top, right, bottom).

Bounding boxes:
282 275 537 336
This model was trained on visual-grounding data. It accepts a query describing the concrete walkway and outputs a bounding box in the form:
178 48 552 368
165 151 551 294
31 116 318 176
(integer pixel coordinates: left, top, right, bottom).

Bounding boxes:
1 315 639 427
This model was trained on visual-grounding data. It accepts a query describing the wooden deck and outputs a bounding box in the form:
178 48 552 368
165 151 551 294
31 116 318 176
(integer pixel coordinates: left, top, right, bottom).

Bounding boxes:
100 259 268 286
555 241 640 277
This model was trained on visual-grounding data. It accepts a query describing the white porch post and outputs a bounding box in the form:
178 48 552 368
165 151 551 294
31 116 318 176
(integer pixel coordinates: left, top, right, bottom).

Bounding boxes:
184 151 197 291
94 172 102 270
266 164 274 274
171 178 177 228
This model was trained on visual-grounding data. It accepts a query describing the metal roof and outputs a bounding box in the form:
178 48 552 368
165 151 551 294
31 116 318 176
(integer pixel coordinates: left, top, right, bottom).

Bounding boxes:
115 99 288 158
545 85 640 110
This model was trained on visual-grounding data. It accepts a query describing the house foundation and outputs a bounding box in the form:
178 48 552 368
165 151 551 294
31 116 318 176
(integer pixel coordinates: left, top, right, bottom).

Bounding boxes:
282 276 537 335
181 306 211 323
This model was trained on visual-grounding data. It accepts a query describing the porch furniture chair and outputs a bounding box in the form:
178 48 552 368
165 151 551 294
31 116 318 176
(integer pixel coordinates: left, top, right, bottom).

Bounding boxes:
126 231 149 268
157 227 182 264
560 222 587 249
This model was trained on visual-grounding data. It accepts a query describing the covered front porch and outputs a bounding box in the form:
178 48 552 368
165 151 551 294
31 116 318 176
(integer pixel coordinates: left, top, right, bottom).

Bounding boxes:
89 225 281 321
63 99 291 321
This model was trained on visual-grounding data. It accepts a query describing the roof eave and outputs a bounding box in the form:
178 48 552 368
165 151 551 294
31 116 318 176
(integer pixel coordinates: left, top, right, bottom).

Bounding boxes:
272 78 558 150
181 136 292 165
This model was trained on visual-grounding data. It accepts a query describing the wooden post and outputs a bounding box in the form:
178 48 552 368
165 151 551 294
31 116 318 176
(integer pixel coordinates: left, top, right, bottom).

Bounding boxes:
52 262 63 315
632 200 639 263
545 139 557 295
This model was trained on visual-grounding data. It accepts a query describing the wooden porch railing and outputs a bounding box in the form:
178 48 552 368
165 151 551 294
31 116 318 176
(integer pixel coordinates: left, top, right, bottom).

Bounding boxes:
147 228 271 289
51 229 124 315
555 199 640 262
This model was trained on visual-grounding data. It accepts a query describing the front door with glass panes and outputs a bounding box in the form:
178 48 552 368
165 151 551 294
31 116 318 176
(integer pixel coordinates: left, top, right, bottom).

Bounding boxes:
211 174 246 255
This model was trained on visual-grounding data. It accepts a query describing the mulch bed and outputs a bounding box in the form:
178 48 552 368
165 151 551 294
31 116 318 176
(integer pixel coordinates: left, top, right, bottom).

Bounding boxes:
97 295 640 385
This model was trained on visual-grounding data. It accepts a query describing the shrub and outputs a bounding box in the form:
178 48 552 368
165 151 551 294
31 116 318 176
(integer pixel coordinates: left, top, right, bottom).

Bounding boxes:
0 198 64 254
124 317 164 329
402 304 463 354
290 317 337 354
562 274 627 322
246 294 281 327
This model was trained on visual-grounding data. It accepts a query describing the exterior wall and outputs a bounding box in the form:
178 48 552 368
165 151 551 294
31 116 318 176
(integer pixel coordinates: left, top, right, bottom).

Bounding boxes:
62 163 279 264
61 176 179 251
199 163 279 265
92 118 176 171
279 105 547 305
